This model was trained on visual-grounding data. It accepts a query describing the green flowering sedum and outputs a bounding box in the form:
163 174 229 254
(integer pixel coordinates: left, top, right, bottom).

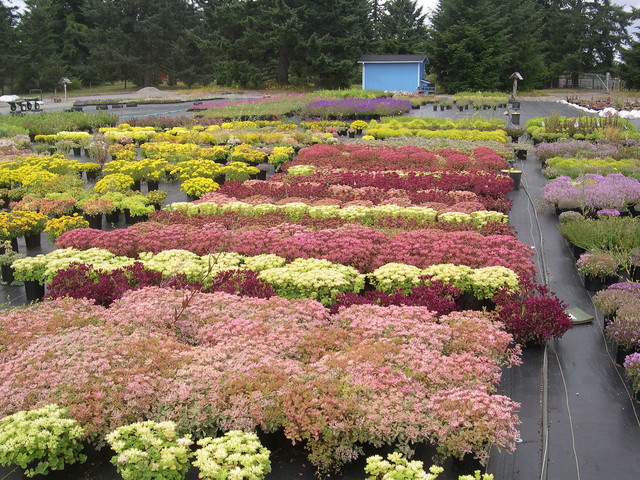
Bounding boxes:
106 421 192 480
0 404 87 477
364 452 443 480
193 430 271 480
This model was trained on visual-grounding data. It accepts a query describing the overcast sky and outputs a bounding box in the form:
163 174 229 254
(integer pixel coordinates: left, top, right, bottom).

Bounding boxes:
415 0 640 16
6 0 640 22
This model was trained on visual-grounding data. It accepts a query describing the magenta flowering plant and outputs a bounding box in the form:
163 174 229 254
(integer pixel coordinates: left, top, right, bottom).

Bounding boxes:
300 97 411 118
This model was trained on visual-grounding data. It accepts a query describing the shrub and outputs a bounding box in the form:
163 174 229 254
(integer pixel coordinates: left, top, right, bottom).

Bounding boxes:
0 404 86 477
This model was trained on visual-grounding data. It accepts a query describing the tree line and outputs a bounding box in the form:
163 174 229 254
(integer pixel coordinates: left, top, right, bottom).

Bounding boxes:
0 0 638 94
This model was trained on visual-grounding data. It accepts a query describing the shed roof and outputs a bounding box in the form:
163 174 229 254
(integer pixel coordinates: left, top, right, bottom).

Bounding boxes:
358 54 428 64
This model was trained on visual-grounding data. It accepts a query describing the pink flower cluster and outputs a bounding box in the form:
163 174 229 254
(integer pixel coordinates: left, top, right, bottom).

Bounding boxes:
57 226 535 277
0 290 521 471
284 144 509 172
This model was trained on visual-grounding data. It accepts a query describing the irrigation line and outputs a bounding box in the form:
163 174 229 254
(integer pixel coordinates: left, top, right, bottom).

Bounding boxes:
0 467 18 480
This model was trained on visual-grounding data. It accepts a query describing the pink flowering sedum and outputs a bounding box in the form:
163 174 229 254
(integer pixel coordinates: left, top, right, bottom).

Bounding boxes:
0 289 521 473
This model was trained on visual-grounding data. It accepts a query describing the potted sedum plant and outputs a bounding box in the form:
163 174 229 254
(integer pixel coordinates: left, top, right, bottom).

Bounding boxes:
193 430 271 480
107 421 193 480
0 404 87 477
576 251 619 291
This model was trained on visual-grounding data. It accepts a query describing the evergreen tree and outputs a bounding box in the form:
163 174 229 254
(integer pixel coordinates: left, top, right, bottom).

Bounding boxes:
83 0 198 87
15 0 90 91
619 33 640 90
199 0 371 88
377 0 428 54
534 0 635 87
428 0 545 92
0 1 20 93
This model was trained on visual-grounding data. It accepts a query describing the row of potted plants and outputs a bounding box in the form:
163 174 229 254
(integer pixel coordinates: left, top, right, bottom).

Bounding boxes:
525 114 638 143
166 200 508 229
272 168 515 202
286 144 511 172
541 173 640 214
55 226 537 278
593 282 640 394
10 244 521 307
0 404 499 480
207 180 511 213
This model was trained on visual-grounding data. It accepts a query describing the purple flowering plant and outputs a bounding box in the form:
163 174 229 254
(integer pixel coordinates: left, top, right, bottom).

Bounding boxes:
623 353 640 394
300 98 412 119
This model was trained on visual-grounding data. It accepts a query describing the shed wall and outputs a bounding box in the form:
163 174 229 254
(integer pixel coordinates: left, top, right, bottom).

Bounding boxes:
362 63 421 92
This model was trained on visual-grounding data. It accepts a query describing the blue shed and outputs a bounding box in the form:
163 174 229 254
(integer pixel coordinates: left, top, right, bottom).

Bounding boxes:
358 54 433 93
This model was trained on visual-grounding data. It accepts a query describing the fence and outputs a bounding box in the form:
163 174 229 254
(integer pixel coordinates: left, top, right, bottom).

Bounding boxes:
556 73 622 91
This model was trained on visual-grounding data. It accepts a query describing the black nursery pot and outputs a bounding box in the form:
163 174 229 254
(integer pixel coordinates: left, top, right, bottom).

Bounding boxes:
24 280 45 302
1 264 14 284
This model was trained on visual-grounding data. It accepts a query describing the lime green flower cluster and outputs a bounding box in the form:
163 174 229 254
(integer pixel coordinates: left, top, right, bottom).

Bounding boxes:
167 201 441 226
256 258 365 305
370 263 519 299
286 165 316 175
365 452 443 480
438 211 473 225
193 431 271 480
106 421 192 480
0 404 87 478
367 262 425 294
13 247 134 284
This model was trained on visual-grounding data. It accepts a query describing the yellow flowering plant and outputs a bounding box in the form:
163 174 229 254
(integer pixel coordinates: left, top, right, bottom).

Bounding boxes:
230 143 268 164
180 177 220 198
44 214 90 242
4 210 48 237
268 146 295 170
94 174 135 194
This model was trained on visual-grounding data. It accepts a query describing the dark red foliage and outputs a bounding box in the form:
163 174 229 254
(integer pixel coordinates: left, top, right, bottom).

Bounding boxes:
492 278 573 345
330 280 460 315
46 263 276 307
46 262 164 307
204 269 276 298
